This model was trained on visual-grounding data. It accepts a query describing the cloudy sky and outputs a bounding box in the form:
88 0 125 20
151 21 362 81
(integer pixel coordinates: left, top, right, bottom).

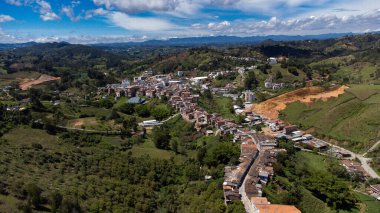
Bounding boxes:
0 0 379 43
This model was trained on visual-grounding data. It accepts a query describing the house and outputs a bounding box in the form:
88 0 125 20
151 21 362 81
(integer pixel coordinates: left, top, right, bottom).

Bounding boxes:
267 57 278 65
370 184 380 194
284 125 298 134
253 204 301 213
341 160 368 178
206 130 214 136
245 90 256 102
128 97 145 104
302 140 329 151
258 171 269 184
264 81 273 88
140 120 162 127
251 197 270 205
241 142 257 156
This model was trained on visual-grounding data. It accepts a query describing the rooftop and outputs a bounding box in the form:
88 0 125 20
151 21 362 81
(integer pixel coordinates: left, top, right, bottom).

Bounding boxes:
251 197 269 205
255 204 301 213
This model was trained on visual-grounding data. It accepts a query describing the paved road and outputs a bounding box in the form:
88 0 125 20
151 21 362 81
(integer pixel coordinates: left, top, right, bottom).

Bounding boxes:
321 142 380 179
363 140 380 156
356 155 379 179
239 175 253 213
162 113 180 123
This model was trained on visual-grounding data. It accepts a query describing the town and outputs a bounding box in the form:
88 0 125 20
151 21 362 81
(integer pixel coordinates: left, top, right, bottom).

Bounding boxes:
96 65 380 212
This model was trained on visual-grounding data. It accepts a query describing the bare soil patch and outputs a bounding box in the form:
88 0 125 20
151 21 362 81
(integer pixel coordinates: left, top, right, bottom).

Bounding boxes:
249 85 348 119
18 74 60 90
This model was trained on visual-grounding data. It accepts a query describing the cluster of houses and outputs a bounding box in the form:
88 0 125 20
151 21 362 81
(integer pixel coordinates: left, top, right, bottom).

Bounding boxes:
224 56 259 62
223 123 301 213
98 72 187 100
262 118 373 181
98 71 300 212
264 76 286 90
267 56 288 65
172 95 240 135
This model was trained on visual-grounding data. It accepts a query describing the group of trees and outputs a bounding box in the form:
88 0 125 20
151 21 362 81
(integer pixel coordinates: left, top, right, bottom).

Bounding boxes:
0 129 242 212
265 139 358 212
244 71 258 90
118 99 172 121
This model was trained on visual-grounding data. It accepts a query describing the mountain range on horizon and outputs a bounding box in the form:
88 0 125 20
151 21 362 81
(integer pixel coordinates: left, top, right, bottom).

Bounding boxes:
2 32 380 49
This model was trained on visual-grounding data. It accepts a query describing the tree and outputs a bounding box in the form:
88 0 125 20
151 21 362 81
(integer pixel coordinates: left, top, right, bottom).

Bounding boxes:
61 196 81 213
275 71 283 80
25 183 42 209
288 67 299 76
135 105 150 117
152 126 171 150
151 105 171 121
244 71 258 90
226 201 245 213
99 99 114 109
50 191 63 212
170 138 179 153
118 103 135 115
106 108 120 120
204 142 240 167
123 117 138 131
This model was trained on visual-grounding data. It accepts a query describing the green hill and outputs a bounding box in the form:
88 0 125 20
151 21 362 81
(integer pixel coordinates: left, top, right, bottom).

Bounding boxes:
280 85 380 152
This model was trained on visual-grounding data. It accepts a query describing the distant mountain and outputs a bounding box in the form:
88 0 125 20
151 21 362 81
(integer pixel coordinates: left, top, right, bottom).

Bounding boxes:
92 33 359 47
0 42 37 50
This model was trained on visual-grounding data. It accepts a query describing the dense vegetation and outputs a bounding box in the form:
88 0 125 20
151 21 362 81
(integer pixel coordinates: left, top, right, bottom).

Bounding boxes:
263 140 377 213
0 118 243 212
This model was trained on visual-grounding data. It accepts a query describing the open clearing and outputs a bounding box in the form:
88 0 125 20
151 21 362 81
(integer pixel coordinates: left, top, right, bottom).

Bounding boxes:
249 85 348 119
18 74 60 90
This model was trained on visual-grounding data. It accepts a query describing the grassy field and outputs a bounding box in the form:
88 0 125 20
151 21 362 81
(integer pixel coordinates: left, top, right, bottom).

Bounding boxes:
280 85 380 152
355 192 380 213
0 71 41 79
199 96 236 120
297 152 330 174
331 62 379 84
130 139 175 159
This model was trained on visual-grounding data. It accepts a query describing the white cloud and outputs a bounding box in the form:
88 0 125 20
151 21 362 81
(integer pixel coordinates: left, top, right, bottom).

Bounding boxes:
36 0 60 21
198 9 380 35
208 21 230 30
5 0 60 21
5 0 23 6
84 8 110 19
61 6 81 22
0 15 15 23
93 0 179 13
108 12 176 31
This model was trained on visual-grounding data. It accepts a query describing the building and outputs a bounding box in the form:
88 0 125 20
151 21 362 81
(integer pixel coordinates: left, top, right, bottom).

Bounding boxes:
253 204 301 213
267 57 278 65
251 197 270 205
370 184 380 194
128 97 146 104
284 125 298 134
245 90 256 103
139 120 162 127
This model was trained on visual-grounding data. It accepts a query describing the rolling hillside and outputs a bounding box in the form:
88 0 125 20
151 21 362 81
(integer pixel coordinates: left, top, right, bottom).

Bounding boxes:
280 85 380 152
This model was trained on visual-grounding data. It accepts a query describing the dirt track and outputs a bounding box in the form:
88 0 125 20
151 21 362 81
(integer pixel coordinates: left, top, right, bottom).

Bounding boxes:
249 85 348 120
18 74 61 90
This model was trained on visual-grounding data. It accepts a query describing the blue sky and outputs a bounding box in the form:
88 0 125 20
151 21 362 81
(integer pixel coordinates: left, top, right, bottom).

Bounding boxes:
0 0 379 43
